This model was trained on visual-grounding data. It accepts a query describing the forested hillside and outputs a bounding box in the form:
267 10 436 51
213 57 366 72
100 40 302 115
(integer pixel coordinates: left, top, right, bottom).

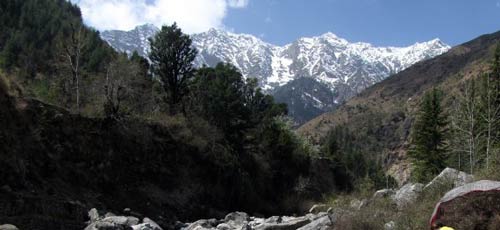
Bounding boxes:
299 31 500 184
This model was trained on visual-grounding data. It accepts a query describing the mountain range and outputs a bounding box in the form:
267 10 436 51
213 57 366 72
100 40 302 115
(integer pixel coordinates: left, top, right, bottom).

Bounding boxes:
101 24 450 124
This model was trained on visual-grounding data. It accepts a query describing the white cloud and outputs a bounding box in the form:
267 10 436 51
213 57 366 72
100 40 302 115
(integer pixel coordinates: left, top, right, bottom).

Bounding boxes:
70 0 249 33
227 0 249 8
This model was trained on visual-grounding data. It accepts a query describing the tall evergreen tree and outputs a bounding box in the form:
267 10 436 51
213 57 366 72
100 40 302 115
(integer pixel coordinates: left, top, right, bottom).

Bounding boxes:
148 23 197 114
409 88 448 182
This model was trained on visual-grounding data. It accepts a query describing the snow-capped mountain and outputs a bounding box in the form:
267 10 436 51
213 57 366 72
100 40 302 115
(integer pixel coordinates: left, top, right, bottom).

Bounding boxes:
101 24 159 57
101 24 450 124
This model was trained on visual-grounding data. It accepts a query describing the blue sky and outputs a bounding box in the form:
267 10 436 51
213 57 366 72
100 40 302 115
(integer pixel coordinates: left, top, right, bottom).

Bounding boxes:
73 0 500 47
224 0 500 46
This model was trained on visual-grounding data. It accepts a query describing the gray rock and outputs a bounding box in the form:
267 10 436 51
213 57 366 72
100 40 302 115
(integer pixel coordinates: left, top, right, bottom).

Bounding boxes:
384 221 396 230
132 223 163 230
143 218 162 230
349 199 367 210
264 216 282 224
184 219 218 230
424 167 474 192
85 215 141 230
94 221 121 229
372 189 395 200
0 224 19 230
297 215 333 230
216 223 231 230
239 223 252 230
225 212 249 223
105 212 117 218
308 204 329 214
89 208 100 223
392 183 424 209
253 216 311 230
224 212 249 229
101 216 139 226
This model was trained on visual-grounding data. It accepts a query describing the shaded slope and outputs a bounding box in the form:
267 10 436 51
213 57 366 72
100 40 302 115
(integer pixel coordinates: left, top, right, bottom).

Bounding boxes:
273 78 338 125
298 30 500 183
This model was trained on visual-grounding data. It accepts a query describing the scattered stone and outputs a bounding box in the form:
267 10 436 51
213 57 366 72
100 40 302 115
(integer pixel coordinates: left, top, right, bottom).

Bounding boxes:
0 224 19 230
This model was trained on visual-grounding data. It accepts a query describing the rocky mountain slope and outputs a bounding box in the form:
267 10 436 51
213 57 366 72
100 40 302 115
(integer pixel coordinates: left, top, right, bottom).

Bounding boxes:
101 25 450 124
298 30 500 184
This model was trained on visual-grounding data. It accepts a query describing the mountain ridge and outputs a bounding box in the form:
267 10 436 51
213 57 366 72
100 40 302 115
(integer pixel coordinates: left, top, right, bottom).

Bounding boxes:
101 24 450 124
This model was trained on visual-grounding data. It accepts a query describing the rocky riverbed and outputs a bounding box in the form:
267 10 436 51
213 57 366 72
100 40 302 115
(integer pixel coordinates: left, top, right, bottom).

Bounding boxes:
1 167 488 230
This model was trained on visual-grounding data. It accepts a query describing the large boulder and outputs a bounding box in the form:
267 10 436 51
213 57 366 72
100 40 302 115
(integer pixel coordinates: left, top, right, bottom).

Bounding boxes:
430 180 500 229
424 167 473 192
392 183 424 209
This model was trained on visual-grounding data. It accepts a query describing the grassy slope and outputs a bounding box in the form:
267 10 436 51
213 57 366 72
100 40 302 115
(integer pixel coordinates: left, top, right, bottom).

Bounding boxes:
298 31 500 183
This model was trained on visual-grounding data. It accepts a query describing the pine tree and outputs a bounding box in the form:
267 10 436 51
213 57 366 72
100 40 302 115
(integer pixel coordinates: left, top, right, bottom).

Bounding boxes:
148 23 197 114
409 88 448 182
